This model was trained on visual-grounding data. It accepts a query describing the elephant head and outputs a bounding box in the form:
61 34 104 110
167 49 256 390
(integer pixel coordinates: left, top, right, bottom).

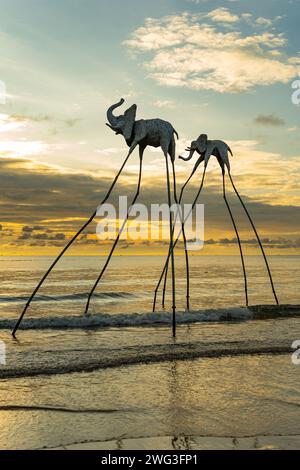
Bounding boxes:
179 134 208 161
106 98 137 141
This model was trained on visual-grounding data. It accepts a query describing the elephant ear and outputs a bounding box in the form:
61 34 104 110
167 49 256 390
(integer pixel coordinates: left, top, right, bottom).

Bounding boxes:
197 134 208 144
123 104 137 141
196 134 208 152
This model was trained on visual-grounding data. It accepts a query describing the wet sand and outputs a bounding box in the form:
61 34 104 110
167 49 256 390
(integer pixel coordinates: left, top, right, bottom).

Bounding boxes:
1 353 300 450
48 434 300 450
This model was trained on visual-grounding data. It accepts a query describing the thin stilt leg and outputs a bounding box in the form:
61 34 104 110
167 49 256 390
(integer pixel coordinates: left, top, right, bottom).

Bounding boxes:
153 165 207 312
84 155 143 315
165 155 176 337
222 169 248 306
228 172 279 305
171 160 190 310
161 263 168 309
161 166 195 310
12 149 135 337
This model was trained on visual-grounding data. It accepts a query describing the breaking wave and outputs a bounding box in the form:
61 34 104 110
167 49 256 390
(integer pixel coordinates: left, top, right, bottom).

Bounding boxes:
1 305 297 378
1 305 298 331
1 305 299 331
0 307 252 330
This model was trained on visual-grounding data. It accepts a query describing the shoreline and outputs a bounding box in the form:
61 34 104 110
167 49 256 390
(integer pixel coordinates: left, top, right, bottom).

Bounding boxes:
42 434 300 451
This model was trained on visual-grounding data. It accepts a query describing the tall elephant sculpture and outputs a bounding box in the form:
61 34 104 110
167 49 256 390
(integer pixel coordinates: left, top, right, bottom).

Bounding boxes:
13 98 186 338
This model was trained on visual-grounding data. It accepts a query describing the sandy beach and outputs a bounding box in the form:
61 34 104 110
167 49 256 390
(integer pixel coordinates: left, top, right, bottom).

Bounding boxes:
1 349 300 450
48 435 300 451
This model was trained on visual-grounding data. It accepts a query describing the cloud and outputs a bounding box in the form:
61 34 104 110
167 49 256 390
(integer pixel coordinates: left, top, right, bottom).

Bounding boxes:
18 230 66 243
64 118 81 127
33 232 66 241
205 237 300 249
256 17 273 27
186 0 240 4
207 8 239 23
10 114 51 123
95 147 126 155
123 12 300 93
0 113 80 134
22 225 45 233
153 100 176 109
0 140 47 158
1 138 300 249
254 114 286 126
0 113 27 132
289 57 300 65
22 226 34 233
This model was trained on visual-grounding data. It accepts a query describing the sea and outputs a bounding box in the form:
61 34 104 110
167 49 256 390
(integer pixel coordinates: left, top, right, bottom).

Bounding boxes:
0 255 299 450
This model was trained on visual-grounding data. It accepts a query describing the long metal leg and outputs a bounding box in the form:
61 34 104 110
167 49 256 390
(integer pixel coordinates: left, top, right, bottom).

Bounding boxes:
222 169 248 306
161 167 196 310
84 156 143 315
165 155 176 337
158 164 198 312
12 150 134 337
159 161 201 311
228 172 279 305
153 165 207 312
171 160 190 310
161 263 168 309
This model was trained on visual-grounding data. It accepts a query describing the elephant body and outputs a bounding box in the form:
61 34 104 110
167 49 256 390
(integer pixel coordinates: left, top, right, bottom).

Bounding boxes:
180 134 233 171
131 118 178 152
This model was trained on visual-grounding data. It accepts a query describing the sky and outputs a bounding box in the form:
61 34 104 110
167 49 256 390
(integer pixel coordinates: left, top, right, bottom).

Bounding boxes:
0 0 299 255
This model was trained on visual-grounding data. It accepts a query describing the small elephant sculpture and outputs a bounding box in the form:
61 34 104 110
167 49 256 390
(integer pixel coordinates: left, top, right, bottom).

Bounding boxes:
179 134 233 171
106 98 179 159
155 132 279 314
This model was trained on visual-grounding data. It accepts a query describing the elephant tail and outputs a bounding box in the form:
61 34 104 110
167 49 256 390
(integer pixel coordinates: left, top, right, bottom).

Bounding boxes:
173 128 179 140
228 145 233 156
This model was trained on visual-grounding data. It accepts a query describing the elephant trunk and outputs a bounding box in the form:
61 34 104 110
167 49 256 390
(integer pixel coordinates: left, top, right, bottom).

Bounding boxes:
179 148 196 161
106 98 124 127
